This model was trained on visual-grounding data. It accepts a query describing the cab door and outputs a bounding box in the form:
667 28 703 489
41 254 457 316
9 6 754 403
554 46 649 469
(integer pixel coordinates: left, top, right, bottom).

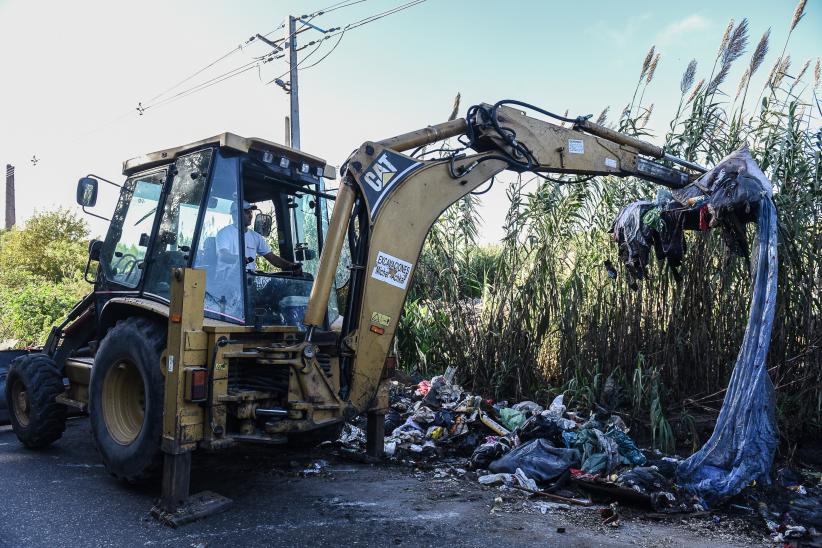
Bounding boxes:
142 149 213 300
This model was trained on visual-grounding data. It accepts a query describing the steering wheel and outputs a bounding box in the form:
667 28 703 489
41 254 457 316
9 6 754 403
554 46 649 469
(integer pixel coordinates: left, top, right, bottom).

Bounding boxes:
111 253 138 279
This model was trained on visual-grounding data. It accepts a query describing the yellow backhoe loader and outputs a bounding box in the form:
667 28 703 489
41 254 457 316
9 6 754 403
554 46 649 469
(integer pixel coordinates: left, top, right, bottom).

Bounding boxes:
4 99 706 523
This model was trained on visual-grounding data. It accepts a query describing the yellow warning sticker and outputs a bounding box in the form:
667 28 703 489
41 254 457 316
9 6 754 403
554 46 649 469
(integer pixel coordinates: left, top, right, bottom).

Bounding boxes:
370 312 391 328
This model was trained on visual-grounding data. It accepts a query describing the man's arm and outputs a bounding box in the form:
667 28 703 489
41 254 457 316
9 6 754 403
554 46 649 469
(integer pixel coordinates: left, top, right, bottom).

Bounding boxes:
262 252 301 272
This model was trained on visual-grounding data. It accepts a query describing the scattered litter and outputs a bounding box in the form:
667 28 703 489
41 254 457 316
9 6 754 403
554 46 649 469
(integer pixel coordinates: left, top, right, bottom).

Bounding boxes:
478 473 511 486
532 501 571 513
499 408 526 431
513 468 539 492
301 460 328 476
600 502 620 527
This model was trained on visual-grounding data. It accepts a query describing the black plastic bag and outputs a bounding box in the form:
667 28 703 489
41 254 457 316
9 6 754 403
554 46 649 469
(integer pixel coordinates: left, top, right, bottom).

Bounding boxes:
489 439 580 483
516 414 568 446
470 437 513 469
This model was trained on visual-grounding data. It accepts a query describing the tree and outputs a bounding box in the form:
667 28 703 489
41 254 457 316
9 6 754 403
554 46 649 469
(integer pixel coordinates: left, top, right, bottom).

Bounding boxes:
0 207 88 285
0 208 89 346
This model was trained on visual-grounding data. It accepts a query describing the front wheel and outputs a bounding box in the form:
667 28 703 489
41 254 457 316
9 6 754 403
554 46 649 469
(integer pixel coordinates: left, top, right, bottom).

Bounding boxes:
89 317 166 482
5 353 67 448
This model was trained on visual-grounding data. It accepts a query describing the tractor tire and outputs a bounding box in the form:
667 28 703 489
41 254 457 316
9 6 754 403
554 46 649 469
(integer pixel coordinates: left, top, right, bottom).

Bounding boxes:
5 353 67 448
89 317 166 482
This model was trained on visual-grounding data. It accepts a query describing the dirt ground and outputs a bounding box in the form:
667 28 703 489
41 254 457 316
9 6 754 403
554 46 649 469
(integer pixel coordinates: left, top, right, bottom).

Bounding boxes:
0 418 770 547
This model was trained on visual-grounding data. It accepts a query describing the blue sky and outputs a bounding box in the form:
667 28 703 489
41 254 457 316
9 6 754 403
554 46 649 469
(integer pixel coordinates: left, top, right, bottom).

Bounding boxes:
0 0 818 241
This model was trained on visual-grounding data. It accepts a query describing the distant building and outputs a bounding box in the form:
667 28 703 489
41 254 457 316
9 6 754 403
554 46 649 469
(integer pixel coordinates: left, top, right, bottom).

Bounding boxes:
5 164 14 229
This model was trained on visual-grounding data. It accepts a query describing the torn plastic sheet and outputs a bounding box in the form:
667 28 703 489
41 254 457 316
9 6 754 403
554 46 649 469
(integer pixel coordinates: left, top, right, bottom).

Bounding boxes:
676 148 778 503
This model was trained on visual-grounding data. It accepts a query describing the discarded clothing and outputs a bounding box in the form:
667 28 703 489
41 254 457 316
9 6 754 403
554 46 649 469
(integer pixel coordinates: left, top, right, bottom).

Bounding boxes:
565 428 619 475
606 428 646 466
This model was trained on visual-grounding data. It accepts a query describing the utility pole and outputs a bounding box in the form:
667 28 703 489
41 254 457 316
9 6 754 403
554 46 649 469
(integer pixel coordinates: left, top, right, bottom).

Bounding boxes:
287 15 300 150
4 164 15 230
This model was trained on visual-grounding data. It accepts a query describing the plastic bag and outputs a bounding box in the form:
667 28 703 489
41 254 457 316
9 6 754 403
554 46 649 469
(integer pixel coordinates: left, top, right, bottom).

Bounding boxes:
489 439 580 483
499 408 526 430
512 400 544 416
470 437 513 469
517 413 573 446
548 394 566 415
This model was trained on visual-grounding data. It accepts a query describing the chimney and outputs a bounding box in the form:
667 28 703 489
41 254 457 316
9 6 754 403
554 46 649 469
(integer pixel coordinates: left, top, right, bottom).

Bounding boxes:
5 164 15 229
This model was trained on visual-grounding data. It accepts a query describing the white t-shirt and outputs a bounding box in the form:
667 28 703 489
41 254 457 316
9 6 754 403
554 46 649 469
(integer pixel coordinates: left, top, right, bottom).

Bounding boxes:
215 225 272 272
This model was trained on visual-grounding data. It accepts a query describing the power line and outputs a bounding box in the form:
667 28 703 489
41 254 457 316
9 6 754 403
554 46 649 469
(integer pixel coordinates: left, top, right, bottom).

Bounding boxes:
140 1 371 107
140 0 428 113
266 0 428 83
141 32 269 107
144 35 337 112
320 0 371 14
299 29 348 71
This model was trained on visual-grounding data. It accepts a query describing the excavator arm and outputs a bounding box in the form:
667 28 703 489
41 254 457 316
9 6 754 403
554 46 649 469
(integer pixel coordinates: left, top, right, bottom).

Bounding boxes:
302 100 707 418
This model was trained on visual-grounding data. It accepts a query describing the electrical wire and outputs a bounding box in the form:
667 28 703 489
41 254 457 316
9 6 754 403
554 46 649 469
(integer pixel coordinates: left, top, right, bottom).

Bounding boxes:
144 60 267 111
142 0 372 107
320 0 371 15
143 26 328 111
139 7 324 110
330 0 426 34
142 32 268 107
267 0 428 81
140 0 428 113
297 29 347 71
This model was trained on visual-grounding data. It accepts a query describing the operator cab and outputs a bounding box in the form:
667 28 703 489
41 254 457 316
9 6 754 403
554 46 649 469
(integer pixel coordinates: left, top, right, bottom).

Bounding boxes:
77 133 340 329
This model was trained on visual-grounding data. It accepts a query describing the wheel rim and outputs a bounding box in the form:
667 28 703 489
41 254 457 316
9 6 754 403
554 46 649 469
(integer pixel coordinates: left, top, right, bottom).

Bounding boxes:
102 360 145 445
10 378 30 428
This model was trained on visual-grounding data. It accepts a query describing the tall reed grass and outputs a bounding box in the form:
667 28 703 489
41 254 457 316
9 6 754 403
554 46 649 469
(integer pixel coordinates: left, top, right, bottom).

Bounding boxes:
398 4 820 451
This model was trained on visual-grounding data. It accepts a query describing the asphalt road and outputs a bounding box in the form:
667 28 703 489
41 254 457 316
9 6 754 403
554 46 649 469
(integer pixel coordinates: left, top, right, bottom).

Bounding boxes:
0 418 763 547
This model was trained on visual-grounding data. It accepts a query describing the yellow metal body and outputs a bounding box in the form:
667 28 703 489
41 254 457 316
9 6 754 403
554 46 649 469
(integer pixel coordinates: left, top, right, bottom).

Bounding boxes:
303 102 704 417
344 148 507 411
162 268 207 453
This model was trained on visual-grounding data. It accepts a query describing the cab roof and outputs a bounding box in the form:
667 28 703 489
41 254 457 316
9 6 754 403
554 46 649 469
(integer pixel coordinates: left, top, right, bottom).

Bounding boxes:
122 132 335 179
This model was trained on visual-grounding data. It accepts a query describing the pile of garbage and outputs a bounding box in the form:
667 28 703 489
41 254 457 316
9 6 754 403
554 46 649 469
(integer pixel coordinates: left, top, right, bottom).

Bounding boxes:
337 370 700 512
334 368 821 541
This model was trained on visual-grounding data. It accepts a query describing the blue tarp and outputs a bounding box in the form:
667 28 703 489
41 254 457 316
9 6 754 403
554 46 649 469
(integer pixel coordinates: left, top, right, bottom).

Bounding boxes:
676 149 779 503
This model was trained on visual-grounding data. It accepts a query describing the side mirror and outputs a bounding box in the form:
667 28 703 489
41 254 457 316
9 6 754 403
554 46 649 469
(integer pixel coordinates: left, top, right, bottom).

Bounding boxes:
294 245 316 262
254 213 273 237
88 239 102 261
76 177 98 207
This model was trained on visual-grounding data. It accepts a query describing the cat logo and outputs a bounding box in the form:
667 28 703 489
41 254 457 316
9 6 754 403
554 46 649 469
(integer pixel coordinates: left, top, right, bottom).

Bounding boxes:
363 153 398 191
358 149 422 222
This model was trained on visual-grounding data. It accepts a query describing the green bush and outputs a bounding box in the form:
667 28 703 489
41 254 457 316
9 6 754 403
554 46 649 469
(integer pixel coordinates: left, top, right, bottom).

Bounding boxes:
0 275 85 346
0 208 89 346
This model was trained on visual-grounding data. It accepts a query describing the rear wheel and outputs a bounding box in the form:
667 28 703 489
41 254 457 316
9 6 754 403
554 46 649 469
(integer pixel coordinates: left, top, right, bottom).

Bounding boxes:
5 353 67 448
90 317 166 482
